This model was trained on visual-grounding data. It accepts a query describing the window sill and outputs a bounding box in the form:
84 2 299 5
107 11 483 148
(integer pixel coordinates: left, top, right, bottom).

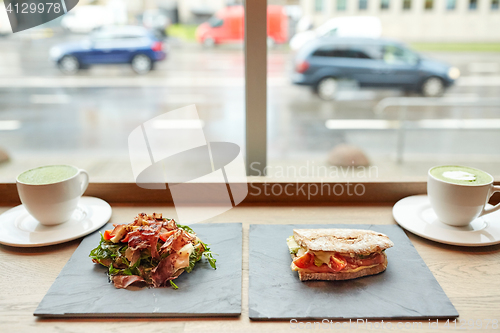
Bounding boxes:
2 180 498 206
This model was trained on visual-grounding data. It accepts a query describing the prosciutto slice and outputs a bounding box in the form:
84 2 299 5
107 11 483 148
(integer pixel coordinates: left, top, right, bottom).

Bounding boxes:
159 229 195 255
151 253 179 287
128 222 162 259
124 247 141 266
163 219 177 231
111 275 145 289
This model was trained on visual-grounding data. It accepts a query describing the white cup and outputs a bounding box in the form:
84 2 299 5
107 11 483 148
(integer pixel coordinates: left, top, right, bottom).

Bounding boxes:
428 166 500 227
16 165 89 226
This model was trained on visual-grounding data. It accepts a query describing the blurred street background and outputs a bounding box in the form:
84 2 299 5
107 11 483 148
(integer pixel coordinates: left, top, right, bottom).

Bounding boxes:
1 0 500 181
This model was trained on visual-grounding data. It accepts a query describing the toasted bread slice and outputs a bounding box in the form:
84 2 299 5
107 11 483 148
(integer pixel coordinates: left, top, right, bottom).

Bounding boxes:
293 229 393 254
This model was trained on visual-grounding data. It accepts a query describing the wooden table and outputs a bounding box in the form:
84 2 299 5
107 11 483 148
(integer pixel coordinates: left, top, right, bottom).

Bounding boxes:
1 204 499 333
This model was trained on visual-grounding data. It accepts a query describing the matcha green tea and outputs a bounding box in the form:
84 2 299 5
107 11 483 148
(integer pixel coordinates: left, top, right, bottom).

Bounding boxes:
17 165 78 185
430 165 492 185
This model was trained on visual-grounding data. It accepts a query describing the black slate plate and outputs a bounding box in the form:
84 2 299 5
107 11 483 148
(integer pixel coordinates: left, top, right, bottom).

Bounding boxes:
35 223 242 318
249 224 458 320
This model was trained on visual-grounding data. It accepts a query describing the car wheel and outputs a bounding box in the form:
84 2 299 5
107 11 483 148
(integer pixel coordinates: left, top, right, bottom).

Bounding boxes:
421 77 445 97
131 54 152 74
203 37 215 48
316 77 338 101
58 55 79 75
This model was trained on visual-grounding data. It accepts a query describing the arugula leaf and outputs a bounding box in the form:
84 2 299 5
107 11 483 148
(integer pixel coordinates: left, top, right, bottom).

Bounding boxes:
203 252 217 269
108 262 140 276
89 232 125 263
109 264 122 276
185 246 203 273
169 280 179 290
176 223 195 234
185 253 197 273
200 241 217 270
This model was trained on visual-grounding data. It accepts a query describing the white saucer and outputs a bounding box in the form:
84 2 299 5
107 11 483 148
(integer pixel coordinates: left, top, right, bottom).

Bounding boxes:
0 196 112 247
393 195 500 247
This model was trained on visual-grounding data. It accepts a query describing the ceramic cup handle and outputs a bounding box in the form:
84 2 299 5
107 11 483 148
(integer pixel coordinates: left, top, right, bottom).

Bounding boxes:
78 169 90 196
480 185 500 217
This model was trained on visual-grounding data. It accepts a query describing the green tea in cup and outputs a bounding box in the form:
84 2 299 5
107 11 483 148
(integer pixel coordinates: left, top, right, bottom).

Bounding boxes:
16 165 89 226
17 165 78 185
429 165 492 186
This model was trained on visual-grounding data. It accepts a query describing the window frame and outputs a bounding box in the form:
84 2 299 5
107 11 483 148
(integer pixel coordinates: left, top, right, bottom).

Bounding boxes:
1 0 497 185
245 0 267 176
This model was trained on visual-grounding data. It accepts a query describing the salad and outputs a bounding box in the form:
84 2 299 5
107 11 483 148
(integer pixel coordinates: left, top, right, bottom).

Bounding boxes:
89 213 216 289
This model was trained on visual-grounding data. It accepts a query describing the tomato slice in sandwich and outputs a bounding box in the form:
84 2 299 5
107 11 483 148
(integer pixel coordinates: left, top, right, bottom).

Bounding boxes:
293 252 314 268
330 254 347 272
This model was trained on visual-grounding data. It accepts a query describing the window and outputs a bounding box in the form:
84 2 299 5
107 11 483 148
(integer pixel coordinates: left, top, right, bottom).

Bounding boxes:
425 0 434 10
0 4 244 183
359 0 368 10
469 0 479 10
208 17 223 28
492 0 500 9
383 45 420 65
337 0 347 11
403 0 412 10
381 0 390 10
315 0 324 12
2 2 500 185
312 47 372 59
446 0 457 10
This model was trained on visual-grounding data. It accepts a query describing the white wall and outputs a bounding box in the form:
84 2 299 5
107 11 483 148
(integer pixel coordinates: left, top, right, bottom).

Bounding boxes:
301 0 500 42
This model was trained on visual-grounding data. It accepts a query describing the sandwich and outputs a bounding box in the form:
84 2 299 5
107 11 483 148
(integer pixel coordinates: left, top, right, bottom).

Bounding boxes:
287 229 394 281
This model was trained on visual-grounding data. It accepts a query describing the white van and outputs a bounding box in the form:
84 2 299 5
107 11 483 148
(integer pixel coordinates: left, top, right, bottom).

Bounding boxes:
61 6 116 33
290 16 382 51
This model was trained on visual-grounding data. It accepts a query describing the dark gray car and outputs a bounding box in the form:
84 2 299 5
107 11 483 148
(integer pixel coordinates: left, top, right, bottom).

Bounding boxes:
292 37 460 100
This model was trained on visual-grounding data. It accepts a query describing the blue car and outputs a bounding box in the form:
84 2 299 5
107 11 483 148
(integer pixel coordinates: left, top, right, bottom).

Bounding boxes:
50 26 166 74
292 37 460 100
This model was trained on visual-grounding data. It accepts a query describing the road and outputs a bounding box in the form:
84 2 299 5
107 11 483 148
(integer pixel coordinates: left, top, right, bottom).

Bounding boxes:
0 32 500 180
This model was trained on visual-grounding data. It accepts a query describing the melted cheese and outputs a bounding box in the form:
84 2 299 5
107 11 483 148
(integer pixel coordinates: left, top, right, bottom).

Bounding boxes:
312 251 333 264
293 263 379 273
296 248 306 257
